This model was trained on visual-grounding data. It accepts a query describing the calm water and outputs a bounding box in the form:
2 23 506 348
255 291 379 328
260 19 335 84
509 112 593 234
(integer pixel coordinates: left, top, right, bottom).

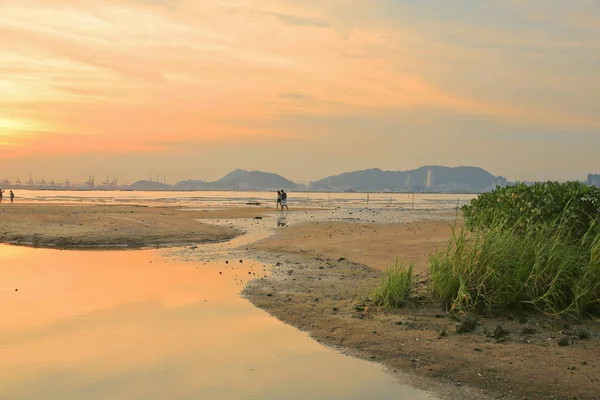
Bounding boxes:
0 245 435 400
7 189 475 209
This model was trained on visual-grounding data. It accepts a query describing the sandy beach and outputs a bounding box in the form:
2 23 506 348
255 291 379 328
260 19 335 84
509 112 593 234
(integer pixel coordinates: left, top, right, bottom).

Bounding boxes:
2 202 598 399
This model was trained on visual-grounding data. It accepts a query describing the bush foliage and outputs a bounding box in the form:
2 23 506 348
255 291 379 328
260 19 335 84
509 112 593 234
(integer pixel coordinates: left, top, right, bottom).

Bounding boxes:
461 181 600 239
430 182 600 318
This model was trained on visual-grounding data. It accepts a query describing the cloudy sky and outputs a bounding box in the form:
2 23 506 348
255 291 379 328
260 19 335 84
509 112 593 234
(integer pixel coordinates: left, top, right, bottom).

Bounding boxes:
1 0 599 184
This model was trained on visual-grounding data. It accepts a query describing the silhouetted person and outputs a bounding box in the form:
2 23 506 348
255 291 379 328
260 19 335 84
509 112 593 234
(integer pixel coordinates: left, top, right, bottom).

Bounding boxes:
276 190 282 210
9 190 14 203
280 189 288 210
0 189 3 203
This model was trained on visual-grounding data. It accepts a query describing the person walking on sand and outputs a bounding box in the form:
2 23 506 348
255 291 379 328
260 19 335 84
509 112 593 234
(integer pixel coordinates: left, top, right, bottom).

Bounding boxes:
280 189 289 211
9 190 14 203
276 190 282 210
0 189 3 203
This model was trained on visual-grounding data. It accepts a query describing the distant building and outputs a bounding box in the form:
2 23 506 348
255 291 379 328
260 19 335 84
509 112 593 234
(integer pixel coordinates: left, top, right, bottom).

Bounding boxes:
588 174 600 188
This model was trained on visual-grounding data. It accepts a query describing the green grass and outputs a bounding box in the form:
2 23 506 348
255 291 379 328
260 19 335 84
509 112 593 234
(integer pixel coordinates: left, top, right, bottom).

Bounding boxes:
429 215 600 318
372 258 414 308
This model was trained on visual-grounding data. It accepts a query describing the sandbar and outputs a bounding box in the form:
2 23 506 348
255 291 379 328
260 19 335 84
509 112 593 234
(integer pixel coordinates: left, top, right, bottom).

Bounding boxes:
0 204 257 249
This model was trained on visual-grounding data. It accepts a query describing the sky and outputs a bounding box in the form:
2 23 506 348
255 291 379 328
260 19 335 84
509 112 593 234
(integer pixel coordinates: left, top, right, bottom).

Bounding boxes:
1 0 599 185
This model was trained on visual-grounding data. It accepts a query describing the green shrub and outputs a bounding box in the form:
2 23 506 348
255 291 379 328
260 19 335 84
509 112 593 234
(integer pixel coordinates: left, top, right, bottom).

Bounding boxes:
372 258 414 308
429 216 600 318
462 182 600 239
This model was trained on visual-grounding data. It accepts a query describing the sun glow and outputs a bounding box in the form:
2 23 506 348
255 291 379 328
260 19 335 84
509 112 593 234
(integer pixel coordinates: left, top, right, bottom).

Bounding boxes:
0 118 37 133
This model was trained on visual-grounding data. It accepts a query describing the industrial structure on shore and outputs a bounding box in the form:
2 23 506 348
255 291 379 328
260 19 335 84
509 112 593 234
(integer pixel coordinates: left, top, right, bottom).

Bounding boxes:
0 175 123 190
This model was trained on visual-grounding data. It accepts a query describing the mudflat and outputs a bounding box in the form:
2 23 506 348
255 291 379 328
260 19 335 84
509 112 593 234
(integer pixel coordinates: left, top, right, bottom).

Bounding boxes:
246 215 600 400
0 204 249 248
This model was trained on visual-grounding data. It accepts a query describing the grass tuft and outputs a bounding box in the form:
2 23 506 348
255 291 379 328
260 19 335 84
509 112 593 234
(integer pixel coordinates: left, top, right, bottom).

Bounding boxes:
429 215 600 319
372 258 414 308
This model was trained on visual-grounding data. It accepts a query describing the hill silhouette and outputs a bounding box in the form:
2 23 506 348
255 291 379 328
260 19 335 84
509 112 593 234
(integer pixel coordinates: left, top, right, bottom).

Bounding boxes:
129 180 173 190
212 170 301 190
311 166 499 192
134 166 502 192
171 170 302 191
217 169 250 183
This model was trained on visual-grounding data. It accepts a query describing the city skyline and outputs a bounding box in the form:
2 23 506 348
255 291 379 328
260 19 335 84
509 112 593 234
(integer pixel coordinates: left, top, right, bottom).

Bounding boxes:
1 1 599 183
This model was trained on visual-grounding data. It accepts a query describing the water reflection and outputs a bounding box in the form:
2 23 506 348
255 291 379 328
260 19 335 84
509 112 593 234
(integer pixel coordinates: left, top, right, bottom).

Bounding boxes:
276 211 288 227
0 245 434 399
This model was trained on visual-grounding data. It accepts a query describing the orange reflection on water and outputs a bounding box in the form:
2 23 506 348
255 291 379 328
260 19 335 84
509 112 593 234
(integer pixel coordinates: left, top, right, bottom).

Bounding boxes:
0 247 262 392
0 245 434 400
0 247 252 331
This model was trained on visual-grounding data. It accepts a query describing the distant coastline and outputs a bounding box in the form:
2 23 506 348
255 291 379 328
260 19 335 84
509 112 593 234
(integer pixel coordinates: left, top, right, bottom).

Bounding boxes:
4 165 597 193
2 165 503 193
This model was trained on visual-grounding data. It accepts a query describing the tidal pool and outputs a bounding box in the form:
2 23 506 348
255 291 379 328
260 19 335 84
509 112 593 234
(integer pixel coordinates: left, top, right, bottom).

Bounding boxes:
0 245 435 399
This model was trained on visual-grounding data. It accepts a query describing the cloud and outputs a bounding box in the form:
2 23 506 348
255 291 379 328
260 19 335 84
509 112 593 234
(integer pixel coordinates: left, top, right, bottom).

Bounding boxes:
252 11 330 27
0 0 598 182
278 93 312 100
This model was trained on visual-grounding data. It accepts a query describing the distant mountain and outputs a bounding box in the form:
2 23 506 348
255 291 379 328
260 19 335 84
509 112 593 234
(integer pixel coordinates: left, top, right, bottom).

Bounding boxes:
129 180 173 190
217 169 249 183
212 170 302 190
170 170 303 191
311 166 499 192
132 166 500 192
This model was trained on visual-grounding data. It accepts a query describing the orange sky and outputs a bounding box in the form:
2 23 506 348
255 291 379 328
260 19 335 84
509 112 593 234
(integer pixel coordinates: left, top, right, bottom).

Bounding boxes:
1 0 599 183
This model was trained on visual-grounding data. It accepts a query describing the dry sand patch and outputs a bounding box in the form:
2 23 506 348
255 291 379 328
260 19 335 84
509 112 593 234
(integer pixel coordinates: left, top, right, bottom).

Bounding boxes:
0 204 239 248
